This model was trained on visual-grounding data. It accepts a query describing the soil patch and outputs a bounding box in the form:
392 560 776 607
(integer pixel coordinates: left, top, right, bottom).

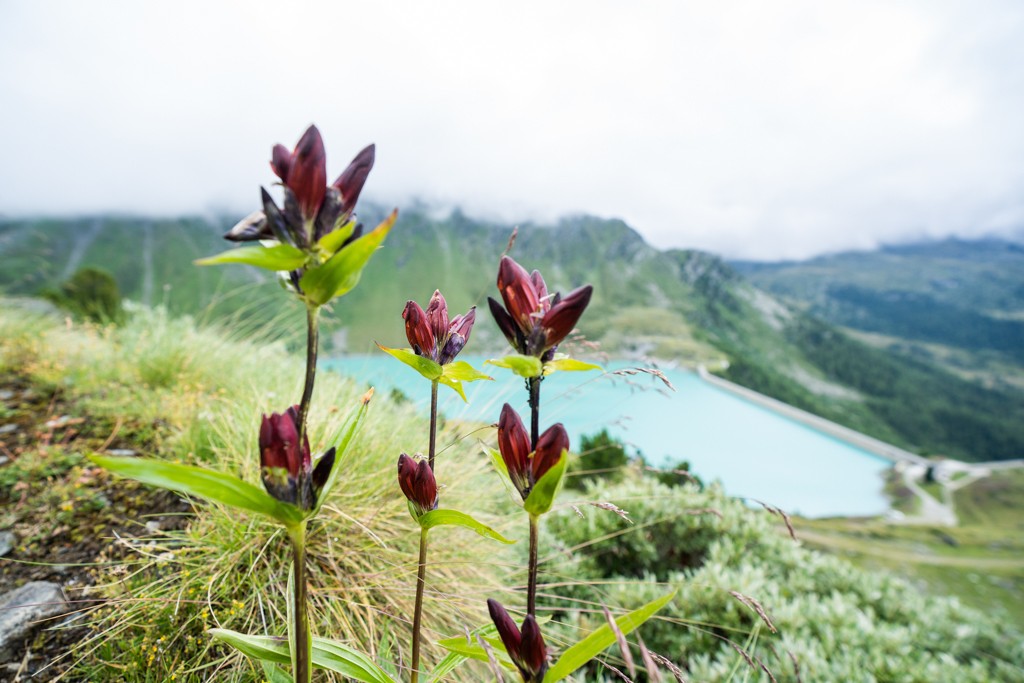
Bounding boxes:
0 375 191 681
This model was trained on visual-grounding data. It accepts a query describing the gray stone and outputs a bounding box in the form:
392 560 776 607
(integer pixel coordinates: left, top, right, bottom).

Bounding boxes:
106 448 137 457
0 531 13 558
0 390 13 401
0 582 69 660
0 424 16 435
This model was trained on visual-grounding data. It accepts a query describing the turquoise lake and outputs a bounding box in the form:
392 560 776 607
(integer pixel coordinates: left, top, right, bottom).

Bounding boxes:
326 356 892 518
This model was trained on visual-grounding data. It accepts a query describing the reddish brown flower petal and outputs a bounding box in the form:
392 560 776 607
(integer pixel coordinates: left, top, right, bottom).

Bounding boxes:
519 615 548 680
488 297 522 352
487 599 522 663
497 256 540 332
498 404 532 496
259 414 286 469
312 447 336 497
540 284 592 349
271 143 292 182
287 125 327 221
332 143 375 212
530 270 548 311
425 290 449 344
532 423 568 483
403 300 436 358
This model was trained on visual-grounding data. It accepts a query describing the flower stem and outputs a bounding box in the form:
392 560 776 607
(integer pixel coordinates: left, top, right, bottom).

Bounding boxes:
527 514 539 617
427 379 439 471
410 527 429 683
296 304 321 448
289 524 311 683
528 376 541 449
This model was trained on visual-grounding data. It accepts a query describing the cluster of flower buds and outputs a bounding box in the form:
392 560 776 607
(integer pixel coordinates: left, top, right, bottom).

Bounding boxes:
488 599 549 682
259 406 335 510
226 125 373 250
403 290 476 365
497 403 569 500
397 453 439 517
488 256 592 360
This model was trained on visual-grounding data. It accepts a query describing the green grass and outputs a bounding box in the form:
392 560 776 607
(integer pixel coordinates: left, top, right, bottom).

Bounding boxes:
0 301 510 681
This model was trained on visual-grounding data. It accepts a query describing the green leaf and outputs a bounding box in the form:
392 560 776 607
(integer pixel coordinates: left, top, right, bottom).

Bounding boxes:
442 361 493 383
486 354 543 378
316 219 356 256
543 591 677 682
430 624 501 682
436 635 515 670
89 455 303 525
376 344 442 381
418 509 515 544
210 628 290 664
437 374 467 402
262 661 292 683
313 390 373 514
485 446 519 501
286 557 301 681
194 243 307 271
300 209 397 305
209 630 397 683
311 637 399 683
523 450 568 516
543 357 602 376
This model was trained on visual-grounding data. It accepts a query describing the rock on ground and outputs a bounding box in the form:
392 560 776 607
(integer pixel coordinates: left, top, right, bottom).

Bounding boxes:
0 582 70 662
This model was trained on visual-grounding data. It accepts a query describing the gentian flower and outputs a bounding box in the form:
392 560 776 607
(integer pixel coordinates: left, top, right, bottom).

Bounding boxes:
397 453 439 517
487 599 548 682
403 290 476 365
260 405 335 510
497 403 569 499
225 125 374 250
488 256 592 360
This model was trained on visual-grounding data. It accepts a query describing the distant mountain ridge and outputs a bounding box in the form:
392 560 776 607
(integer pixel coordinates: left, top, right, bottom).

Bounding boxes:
2 211 1023 462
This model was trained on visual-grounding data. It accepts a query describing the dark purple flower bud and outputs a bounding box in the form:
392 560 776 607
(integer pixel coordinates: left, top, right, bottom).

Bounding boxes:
487 599 548 682
397 453 438 516
540 284 592 350
497 256 541 333
425 290 449 344
403 300 435 359
333 144 375 213
287 125 328 222
259 405 311 506
404 292 475 365
489 257 592 359
226 128 376 250
498 404 532 498
532 423 569 484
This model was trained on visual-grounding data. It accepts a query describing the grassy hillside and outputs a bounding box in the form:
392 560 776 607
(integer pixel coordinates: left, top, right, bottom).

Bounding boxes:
2 302 1022 681
733 238 1024 389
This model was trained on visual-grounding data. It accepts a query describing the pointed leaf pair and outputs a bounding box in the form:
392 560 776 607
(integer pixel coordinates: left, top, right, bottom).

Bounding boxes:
88 454 304 525
209 629 397 683
300 209 397 305
542 590 677 682
195 243 308 272
378 347 492 401
543 357 602 376
486 354 543 378
417 509 515 544
523 449 568 516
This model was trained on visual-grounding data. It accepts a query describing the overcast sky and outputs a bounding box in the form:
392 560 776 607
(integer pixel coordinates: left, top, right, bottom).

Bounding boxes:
2 1 1023 259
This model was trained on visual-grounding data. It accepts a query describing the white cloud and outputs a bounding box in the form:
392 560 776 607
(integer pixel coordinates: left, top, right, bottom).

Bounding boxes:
1 0 1022 259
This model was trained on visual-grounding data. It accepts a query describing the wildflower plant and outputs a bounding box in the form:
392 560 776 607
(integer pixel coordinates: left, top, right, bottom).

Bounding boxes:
90 127 673 683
